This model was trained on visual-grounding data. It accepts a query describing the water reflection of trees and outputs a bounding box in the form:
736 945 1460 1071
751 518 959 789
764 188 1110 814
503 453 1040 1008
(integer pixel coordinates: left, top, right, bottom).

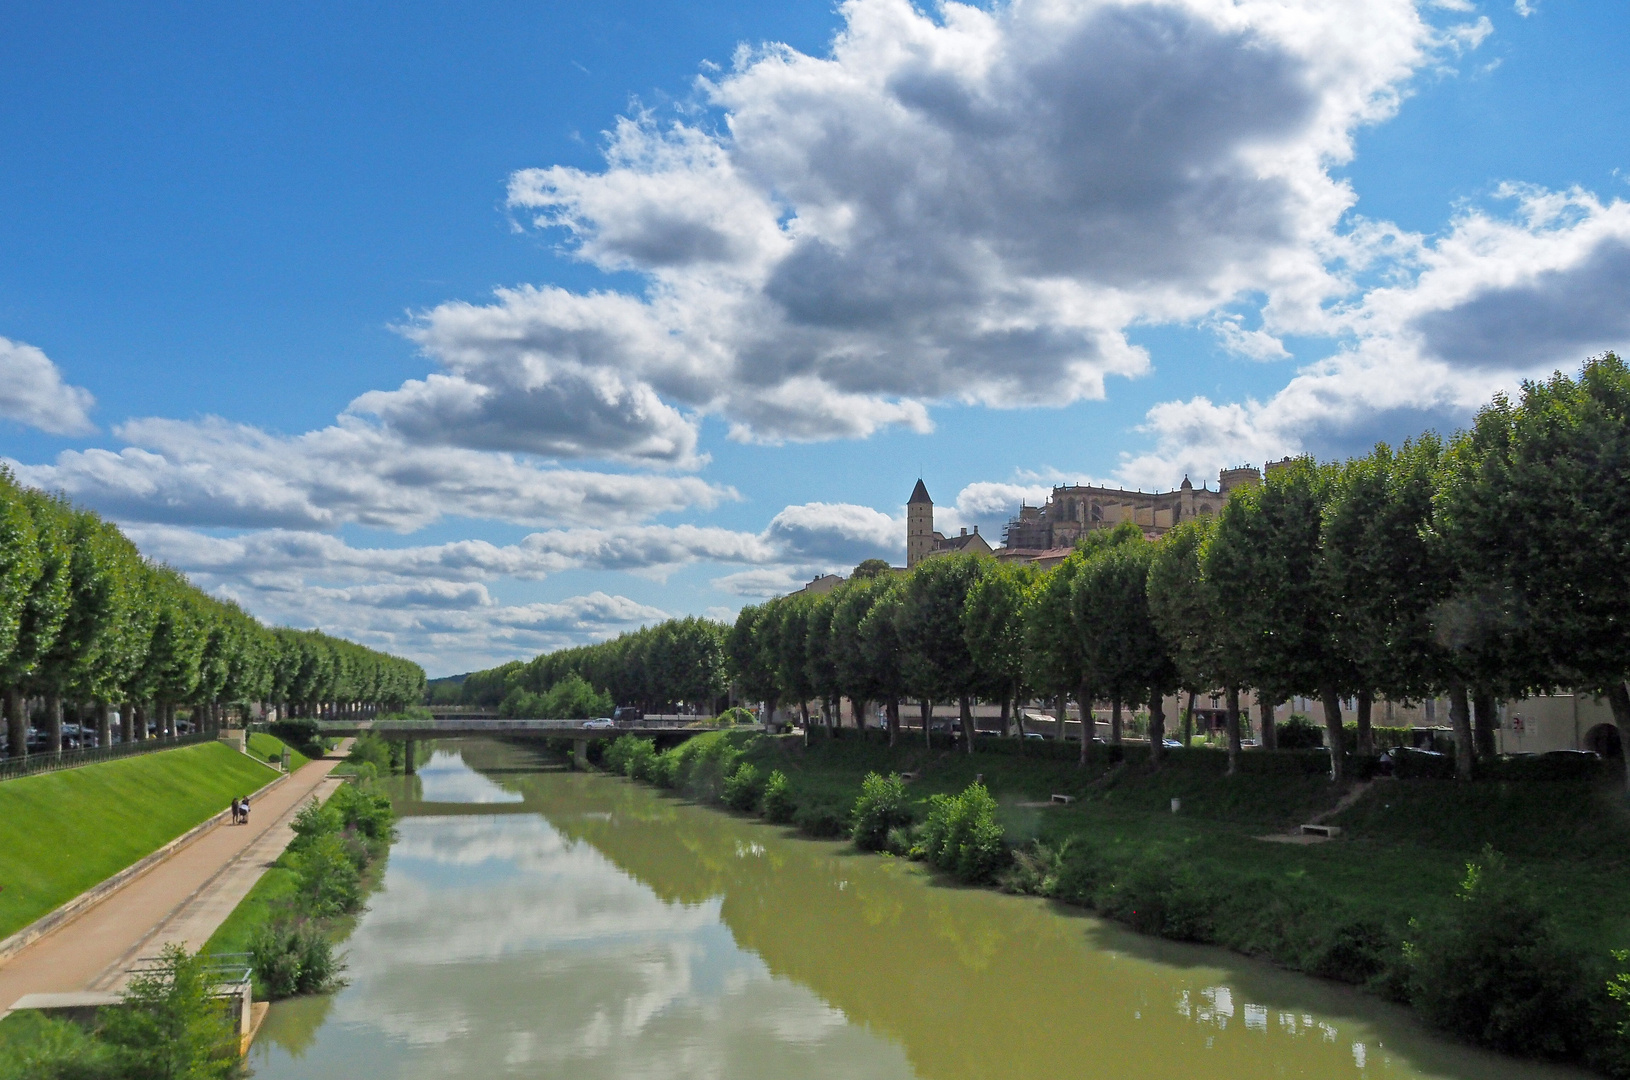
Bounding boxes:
467 755 1575 1080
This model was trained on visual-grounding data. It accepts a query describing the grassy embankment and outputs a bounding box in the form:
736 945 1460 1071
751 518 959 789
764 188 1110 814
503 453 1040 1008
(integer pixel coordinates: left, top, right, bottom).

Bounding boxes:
0 743 279 939
603 728 1630 1070
245 732 310 772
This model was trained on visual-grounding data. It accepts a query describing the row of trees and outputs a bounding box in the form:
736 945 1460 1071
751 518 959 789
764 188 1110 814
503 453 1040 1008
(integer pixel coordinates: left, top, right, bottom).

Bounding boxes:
457 355 1630 789
0 469 425 756
453 616 729 716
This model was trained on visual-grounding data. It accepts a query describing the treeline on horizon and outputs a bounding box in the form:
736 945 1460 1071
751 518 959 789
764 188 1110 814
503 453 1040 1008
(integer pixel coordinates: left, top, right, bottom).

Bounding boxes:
453 354 1630 786
0 468 425 755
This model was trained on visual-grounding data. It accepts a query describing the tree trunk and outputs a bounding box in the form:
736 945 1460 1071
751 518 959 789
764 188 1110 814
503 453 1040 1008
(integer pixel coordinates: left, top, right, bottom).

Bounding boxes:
5 689 25 760
1260 696 1278 750
1149 687 1165 769
1318 683 1345 783
46 695 62 753
1055 693 1067 742
999 696 1010 738
1606 683 1630 795
119 704 134 744
1225 686 1241 776
1447 678 1475 781
959 695 975 754
96 701 112 749
800 701 810 748
887 699 900 747
1110 698 1122 745
854 698 867 733
920 699 932 746
1183 690 1196 746
1356 690 1374 758
1077 684 1093 766
1472 686 1498 759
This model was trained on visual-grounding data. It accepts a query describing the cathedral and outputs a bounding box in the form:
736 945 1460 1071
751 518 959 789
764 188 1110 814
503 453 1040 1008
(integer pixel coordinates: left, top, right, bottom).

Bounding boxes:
999 467 1265 554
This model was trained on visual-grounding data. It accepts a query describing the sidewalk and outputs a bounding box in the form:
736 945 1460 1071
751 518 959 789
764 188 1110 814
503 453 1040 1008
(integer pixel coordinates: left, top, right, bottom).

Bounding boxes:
0 742 352 1012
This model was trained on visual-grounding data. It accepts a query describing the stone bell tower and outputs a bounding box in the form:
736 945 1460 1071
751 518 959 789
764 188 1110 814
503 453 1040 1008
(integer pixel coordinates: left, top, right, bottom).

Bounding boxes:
907 480 934 568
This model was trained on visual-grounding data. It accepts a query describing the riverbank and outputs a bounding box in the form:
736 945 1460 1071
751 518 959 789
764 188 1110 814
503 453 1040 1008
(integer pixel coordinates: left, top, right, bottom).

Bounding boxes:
603 729 1630 1075
207 741 401 1001
0 741 280 939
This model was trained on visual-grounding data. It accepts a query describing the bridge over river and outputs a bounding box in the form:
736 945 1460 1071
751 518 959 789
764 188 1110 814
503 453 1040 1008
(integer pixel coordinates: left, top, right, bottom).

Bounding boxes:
315 718 757 771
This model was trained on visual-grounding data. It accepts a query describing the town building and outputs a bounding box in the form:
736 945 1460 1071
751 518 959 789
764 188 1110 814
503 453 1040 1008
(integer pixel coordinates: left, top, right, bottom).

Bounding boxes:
906 480 995 568
998 463 1296 555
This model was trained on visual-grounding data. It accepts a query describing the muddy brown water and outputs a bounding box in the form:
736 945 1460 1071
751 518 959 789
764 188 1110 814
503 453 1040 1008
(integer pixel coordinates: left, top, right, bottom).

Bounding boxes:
250 740 1590 1079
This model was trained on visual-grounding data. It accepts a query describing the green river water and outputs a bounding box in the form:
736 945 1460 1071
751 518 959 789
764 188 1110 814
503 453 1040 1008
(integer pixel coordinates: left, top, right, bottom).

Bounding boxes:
249 740 1590 1080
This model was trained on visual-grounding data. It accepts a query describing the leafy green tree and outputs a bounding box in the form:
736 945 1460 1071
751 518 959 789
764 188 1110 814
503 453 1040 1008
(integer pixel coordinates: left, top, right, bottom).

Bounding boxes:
962 560 1033 738
0 471 42 757
857 576 909 744
1322 438 1451 758
1074 538 1177 762
1147 519 1231 763
897 554 986 752
99 944 241 1079
1441 354 1630 790
727 605 779 721
1022 553 1085 749
1206 460 1350 779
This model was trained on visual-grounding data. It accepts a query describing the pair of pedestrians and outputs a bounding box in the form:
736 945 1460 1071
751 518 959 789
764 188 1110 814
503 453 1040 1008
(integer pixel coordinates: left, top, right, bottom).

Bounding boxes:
230 796 251 826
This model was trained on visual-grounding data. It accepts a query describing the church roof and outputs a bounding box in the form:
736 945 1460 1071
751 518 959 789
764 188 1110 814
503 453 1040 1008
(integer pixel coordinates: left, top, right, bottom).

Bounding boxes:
908 479 932 505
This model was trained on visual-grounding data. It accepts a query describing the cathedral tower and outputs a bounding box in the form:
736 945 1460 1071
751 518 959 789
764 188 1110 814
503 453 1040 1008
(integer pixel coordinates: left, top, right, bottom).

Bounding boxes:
907 480 934 568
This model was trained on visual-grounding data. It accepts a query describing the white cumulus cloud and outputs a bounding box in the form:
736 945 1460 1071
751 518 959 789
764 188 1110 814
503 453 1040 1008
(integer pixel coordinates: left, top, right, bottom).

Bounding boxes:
0 337 96 436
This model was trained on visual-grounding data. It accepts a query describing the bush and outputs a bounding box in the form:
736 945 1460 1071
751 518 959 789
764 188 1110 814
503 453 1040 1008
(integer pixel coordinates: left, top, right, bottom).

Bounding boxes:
1095 855 1215 941
722 763 762 812
269 718 324 760
716 706 756 726
850 772 912 851
603 735 647 775
293 832 362 918
98 944 241 1080
793 799 850 838
0 1013 116 1079
1276 715 1324 749
1405 847 1589 1058
250 922 344 1001
920 782 1008 883
762 770 796 823
346 734 393 775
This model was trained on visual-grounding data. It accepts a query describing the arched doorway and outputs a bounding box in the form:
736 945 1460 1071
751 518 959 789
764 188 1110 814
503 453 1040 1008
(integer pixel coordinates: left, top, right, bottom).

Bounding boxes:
1586 723 1622 759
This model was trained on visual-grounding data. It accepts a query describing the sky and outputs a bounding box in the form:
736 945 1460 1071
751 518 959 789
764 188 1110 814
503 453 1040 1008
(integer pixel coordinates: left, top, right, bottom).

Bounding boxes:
1 0 1627 677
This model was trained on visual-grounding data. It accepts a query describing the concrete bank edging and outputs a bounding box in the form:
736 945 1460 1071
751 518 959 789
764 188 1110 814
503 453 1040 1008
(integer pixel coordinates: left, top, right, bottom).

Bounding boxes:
0 762 292 968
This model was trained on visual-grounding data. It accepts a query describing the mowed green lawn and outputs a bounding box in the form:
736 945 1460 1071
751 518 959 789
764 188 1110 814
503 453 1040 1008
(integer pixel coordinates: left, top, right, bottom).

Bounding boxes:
246 732 310 772
0 743 278 939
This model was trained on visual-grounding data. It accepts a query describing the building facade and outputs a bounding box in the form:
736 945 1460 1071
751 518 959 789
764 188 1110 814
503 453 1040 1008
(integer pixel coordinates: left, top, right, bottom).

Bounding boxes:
1000 466 1279 553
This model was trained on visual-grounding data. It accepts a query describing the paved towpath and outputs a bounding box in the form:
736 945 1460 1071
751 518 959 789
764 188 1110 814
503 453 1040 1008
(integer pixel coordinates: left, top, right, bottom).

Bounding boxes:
0 742 352 1012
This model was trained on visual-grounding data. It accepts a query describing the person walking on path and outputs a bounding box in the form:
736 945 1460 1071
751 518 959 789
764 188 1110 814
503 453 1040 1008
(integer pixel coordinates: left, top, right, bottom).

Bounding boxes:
230 798 241 825
239 796 249 827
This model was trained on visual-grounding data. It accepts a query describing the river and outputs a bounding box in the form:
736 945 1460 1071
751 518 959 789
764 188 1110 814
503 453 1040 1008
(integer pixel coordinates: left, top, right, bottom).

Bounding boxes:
248 740 1589 1079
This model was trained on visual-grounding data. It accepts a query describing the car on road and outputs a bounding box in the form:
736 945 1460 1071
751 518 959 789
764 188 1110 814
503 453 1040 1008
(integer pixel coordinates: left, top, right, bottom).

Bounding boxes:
582 717 615 729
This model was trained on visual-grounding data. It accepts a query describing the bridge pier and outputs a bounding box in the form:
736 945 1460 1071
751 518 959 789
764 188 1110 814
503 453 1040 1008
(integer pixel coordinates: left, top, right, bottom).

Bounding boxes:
404 738 416 775
573 738 589 770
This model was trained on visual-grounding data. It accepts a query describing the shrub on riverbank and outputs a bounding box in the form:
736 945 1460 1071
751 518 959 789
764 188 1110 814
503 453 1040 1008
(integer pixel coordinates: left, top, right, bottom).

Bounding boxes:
0 945 245 1080
919 782 1007 882
850 773 911 851
209 779 395 1001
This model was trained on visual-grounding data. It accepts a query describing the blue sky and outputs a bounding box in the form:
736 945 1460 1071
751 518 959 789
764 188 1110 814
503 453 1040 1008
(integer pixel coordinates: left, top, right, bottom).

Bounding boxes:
1 0 1627 676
